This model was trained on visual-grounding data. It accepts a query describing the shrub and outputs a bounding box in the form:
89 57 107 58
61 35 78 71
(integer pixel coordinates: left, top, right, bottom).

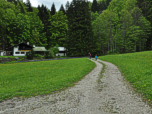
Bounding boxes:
44 51 54 59
33 54 43 59
26 49 35 60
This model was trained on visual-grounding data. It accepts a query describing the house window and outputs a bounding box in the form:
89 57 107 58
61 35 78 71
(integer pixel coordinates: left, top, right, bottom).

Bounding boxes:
15 52 20 54
21 52 25 54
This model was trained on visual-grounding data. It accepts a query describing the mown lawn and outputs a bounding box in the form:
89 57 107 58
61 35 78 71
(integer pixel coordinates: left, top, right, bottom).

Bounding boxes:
98 51 152 103
0 56 26 58
0 58 96 102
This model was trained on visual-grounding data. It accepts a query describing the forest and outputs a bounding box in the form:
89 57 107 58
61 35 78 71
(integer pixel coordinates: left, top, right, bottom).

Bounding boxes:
0 0 152 57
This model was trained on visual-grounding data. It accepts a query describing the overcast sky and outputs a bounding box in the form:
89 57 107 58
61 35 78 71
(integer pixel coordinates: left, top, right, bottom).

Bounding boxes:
22 0 93 11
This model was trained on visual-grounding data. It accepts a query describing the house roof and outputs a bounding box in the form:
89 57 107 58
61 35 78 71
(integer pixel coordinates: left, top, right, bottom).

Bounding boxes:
58 47 66 51
8 43 34 49
54 47 66 51
33 47 49 51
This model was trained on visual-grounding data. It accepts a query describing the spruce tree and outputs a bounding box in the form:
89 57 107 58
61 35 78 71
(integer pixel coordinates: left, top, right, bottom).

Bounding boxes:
50 2 56 16
106 0 112 6
59 4 66 15
26 0 33 12
65 1 70 11
44 6 52 50
65 0 98 57
91 0 98 13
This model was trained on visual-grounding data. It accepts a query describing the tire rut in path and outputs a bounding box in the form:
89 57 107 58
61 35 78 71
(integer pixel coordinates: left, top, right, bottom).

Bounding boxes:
0 58 152 114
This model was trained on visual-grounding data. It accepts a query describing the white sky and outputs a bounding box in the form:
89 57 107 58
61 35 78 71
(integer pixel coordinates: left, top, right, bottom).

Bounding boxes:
22 0 93 11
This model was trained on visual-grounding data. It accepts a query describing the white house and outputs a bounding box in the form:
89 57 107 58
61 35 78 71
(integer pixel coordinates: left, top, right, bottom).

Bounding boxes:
6 42 34 56
6 42 49 56
0 42 68 57
55 47 68 56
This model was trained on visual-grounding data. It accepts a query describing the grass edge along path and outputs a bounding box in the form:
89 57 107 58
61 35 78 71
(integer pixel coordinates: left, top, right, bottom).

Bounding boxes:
92 59 118 113
0 58 96 103
97 52 152 109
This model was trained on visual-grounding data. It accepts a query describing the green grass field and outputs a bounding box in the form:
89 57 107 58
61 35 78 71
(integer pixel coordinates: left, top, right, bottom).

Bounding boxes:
0 58 96 102
0 56 68 58
1 51 152 106
98 51 152 103
0 56 27 58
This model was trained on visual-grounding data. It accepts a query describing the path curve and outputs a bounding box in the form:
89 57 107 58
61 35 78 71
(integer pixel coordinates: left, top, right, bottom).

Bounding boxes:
0 58 152 114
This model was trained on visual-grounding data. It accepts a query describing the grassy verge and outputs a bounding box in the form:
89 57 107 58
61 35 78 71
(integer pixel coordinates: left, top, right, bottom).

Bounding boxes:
97 61 106 85
0 56 68 58
0 56 26 58
0 56 69 64
0 58 96 102
98 51 152 107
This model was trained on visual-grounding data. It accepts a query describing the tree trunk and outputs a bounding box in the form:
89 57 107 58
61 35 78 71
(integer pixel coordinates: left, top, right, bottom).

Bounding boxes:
139 36 141 51
102 43 104 55
124 18 126 53
110 20 112 52
108 42 109 51
135 37 136 52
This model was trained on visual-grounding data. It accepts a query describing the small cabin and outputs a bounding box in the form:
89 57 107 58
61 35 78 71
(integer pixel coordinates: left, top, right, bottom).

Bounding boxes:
55 47 68 56
7 42 34 56
33 46 50 56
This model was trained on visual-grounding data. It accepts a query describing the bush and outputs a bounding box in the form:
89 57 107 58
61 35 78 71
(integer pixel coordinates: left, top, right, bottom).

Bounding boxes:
34 54 43 59
26 49 35 60
44 51 54 59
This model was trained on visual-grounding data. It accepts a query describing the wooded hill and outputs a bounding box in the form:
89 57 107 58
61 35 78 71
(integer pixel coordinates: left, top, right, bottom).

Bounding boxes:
0 0 152 57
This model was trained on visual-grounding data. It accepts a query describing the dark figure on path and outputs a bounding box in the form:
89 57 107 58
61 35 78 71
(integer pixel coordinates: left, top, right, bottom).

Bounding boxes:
95 54 97 61
88 52 90 59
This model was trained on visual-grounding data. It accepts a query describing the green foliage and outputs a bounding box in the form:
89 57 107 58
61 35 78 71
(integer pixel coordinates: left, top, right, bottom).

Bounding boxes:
52 44 59 56
91 0 98 13
34 54 43 59
48 11 68 47
44 50 54 59
50 2 56 16
66 0 98 56
26 49 35 60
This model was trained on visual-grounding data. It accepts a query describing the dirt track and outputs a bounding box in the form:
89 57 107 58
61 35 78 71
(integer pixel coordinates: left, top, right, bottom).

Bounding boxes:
0 58 152 114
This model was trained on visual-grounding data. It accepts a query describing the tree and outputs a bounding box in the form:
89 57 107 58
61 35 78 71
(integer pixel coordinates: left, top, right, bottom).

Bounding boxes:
47 11 68 48
25 0 33 12
18 0 27 14
26 9 47 47
91 11 99 24
91 0 98 13
59 4 66 15
65 0 98 56
65 1 70 13
0 0 17 50
50 2 56 16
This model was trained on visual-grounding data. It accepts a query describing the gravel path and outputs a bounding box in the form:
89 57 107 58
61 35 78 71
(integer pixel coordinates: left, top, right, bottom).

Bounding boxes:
0 58 152 114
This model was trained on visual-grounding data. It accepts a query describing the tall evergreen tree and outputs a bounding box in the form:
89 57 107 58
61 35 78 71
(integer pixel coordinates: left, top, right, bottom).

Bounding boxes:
44 6 52 49
6 0 14 2
59 4 66 15
65 1 70 16
50 2 56 16
65 0 98 57
91 0 98 13
97 0 107 14
106 0 112 6
25 0 33 12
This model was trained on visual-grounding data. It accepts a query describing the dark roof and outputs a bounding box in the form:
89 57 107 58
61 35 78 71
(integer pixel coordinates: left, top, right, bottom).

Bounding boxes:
8 43 34 49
